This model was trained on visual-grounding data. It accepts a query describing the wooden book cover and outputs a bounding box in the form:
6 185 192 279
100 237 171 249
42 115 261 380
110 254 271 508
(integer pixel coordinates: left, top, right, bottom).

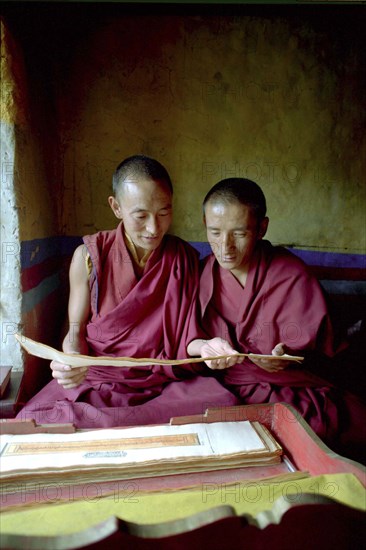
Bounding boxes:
0 366 12 398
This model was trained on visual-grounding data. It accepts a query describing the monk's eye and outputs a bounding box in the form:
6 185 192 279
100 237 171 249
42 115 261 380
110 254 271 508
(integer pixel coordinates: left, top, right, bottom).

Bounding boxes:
210 231 220 237
234 232 246 237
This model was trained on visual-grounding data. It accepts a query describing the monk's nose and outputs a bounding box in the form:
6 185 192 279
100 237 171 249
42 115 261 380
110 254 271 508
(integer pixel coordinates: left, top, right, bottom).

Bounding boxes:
146 216 159 235
222 234 235 251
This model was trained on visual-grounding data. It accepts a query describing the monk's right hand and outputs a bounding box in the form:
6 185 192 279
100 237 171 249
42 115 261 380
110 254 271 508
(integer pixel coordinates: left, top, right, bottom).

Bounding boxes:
200 337 243 370
50 360 88 389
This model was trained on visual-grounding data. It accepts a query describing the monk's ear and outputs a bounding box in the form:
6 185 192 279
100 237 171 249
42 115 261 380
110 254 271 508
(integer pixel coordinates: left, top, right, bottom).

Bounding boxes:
258 217 269 239
108 196 122 219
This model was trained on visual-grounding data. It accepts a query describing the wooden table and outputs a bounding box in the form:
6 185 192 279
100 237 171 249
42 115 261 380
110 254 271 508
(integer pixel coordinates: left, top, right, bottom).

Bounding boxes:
1 403 365 549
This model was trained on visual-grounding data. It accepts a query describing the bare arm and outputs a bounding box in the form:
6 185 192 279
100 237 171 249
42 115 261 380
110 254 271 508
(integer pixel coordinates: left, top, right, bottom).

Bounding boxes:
51 245 91 389
63 244 91 353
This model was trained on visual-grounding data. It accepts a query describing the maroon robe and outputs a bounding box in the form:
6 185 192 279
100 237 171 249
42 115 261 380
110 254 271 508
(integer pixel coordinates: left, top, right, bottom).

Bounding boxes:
200 241 365 459
17 224 239 428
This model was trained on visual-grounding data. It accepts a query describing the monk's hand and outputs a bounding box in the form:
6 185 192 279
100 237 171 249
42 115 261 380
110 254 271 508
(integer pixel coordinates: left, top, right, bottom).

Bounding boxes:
50 360 88 389
250 342 292 373
200 337 243 370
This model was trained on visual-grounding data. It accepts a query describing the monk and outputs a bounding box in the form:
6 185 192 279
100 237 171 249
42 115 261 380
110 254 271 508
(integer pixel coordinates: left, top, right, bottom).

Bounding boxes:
187 177 366 462
17 156 239 428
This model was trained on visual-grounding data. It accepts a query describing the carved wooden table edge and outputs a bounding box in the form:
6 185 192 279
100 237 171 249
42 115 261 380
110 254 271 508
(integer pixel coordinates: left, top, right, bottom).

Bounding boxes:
1 403 365 549
1 495 365 550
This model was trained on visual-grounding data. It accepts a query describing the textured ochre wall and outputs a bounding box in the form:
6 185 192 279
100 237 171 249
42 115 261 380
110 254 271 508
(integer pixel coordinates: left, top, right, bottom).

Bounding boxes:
1 6 365 397
1 18 60 381
53 10 365 254
3 6 366 254
0 20 58 243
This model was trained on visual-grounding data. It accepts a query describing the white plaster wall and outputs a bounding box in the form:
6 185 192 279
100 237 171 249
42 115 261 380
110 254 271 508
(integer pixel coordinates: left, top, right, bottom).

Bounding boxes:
0 121 22 370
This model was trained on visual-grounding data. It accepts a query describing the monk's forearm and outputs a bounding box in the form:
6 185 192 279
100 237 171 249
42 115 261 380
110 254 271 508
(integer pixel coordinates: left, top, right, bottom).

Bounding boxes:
62 323 89 355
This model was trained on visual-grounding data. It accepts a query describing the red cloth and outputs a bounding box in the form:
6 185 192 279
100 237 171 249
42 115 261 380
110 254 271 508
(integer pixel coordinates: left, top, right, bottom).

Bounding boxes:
83 222 205 383
199 241 366 457
17 225 239 428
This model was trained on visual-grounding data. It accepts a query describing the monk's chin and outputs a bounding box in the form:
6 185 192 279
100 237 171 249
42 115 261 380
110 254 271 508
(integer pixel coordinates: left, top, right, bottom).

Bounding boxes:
217 258 238 269
139 236 163 248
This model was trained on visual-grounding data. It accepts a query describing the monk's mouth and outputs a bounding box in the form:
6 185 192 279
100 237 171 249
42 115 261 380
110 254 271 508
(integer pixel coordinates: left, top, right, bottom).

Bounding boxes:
222 256 237 262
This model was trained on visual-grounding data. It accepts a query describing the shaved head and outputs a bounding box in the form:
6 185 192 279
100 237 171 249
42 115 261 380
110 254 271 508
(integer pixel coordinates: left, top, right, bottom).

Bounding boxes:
203 177 267 222
112 155 173 197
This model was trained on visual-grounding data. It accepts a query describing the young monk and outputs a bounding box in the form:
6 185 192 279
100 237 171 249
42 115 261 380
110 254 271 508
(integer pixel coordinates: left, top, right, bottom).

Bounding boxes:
187 177 366 461
17 156 239 428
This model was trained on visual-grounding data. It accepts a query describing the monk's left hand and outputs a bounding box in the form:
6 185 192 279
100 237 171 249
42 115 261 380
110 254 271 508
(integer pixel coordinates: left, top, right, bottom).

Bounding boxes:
200 337 244 370
250 342 292 373
50 360 88 389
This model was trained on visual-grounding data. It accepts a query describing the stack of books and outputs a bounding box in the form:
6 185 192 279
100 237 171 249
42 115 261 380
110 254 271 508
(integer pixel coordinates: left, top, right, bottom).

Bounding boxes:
0 420 282 493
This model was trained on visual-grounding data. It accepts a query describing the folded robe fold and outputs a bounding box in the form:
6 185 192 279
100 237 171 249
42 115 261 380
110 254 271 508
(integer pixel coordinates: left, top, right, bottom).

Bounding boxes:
199 241 366 456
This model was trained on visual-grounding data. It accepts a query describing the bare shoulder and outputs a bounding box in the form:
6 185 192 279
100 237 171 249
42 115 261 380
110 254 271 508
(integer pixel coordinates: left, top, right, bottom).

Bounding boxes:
69 244 89 281
72 243 88 260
